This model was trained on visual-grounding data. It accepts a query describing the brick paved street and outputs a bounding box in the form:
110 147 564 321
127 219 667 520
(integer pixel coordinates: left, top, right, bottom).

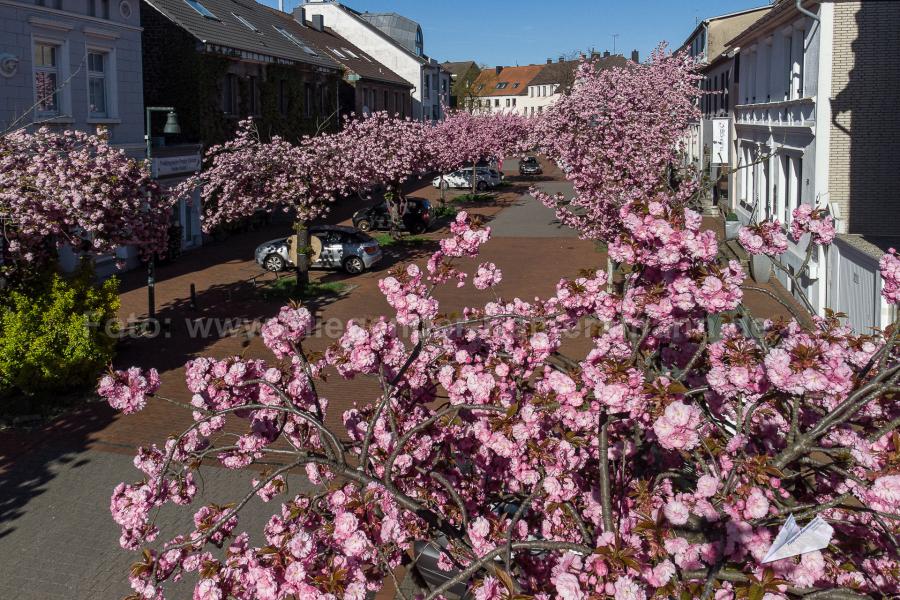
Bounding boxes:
0 158 804 598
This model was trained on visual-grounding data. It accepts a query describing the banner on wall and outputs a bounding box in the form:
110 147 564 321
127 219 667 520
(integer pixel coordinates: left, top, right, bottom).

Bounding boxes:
711 118 729 165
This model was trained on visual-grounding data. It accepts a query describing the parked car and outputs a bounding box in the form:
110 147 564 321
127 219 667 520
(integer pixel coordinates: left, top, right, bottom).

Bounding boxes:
519 156 542 176
254 225 382 275
352 197 432 234
432 167 502 191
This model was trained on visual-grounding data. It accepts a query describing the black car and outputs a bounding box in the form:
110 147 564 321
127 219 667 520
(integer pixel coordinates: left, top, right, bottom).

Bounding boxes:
352 197 432 234
519 156 542 176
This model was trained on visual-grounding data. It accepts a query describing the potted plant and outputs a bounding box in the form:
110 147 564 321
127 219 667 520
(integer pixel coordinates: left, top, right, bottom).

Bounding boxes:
750 253 773 284
724 212 741 240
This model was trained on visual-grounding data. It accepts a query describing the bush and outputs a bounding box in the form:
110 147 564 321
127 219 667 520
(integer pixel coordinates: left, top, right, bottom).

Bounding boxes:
0 265 119 402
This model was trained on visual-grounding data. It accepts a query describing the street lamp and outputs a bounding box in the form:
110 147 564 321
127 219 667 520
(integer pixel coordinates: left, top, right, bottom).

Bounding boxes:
144 106 180 321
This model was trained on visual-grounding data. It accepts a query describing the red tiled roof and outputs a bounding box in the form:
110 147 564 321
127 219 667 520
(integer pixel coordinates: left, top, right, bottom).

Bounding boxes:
471 65 544 97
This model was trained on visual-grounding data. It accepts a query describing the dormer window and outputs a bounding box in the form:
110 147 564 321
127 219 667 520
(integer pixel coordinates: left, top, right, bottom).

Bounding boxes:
496 82 508 89
231 13 258 32
273 26 318 56
184 0 219 20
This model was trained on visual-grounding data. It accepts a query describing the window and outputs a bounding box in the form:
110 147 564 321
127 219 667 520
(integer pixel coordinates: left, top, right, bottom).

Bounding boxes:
33 43 59 115
304 82 312 117
184 0 219 20
424 74 430 99
784 34 793 101
330 47 346 59
273 26 318 56
342 48 359 59
88 0 109 17
782 154 791 225
222 73 237 114
494 99 499 107
511 98 516 107
383 90 388 110
512 82 519 89
505 98 510 107
36 0 62 8
87 51 107 117
278 79 289 115
537 105 543 113
496 82 508 89
232 13 259 32
247 75 259 115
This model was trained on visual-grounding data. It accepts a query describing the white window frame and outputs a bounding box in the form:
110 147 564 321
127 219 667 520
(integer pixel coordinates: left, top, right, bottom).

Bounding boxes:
32 36 70 120
86 46 117 120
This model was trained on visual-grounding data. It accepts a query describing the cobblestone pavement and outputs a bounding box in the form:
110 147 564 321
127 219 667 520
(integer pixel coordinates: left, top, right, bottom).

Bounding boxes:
0 157 802 598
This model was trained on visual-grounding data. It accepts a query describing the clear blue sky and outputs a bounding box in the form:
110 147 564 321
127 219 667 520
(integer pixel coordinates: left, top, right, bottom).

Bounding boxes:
260 0 770 66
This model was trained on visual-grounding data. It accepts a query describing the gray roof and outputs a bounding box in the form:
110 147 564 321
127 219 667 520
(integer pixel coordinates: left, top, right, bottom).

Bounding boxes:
322 3 427 64
441 60 478 78
294 21 411 87
143 0 340 70
357 11 421 56
530 55 629 88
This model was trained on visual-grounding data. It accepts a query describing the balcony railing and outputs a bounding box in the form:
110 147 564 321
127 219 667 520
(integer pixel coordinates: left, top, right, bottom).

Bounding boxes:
734 97 815 129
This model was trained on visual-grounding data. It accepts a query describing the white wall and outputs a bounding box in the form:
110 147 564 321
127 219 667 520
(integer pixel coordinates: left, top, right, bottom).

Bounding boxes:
302 2 430 120
732 6 828 313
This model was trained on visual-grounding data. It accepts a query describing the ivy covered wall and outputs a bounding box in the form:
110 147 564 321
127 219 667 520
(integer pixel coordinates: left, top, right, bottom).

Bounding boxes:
141 4 341 146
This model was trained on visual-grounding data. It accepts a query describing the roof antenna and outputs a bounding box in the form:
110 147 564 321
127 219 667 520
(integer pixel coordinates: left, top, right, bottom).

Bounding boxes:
278 0 284 11
611 33 619 55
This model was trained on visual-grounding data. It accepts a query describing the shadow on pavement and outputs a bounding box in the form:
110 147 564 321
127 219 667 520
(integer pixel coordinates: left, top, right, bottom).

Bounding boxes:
0 402 114 540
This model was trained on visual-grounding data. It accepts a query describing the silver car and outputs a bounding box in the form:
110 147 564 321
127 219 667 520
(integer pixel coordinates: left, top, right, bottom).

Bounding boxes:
432 167 503 191
254 225 382 275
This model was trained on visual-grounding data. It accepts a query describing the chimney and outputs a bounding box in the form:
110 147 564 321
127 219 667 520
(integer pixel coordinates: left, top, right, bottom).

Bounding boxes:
631 49 640 63
495 65 503 75
591 50 600 60
293 6 306 23
557 56 564 63
311 13 324 31
603 51 610 58
546 58 552 64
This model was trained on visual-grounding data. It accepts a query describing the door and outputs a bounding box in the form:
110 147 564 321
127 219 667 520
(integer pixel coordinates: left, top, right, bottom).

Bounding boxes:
373 204 390 229
318 232 343 268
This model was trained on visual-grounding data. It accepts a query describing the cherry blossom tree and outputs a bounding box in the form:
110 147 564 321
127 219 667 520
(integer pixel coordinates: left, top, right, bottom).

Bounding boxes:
100 48 900 600
427 109 532 196
0 127 172 277
329 112 430 234
531 46 701 242
175 119 351 287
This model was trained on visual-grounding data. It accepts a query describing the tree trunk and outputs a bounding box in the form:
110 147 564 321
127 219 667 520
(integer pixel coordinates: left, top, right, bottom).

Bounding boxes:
439 175 446 205
385 187 406 238
471 160 477 196
294 219 309 292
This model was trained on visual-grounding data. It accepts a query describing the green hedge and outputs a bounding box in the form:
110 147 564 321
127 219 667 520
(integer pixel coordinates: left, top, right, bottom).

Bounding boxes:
0 265 119 402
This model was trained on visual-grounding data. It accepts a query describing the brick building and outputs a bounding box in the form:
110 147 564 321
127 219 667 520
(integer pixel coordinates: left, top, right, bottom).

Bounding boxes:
141 0 343 146
726 0 900 331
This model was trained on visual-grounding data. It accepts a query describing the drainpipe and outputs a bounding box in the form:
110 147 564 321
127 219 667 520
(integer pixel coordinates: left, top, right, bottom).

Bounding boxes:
796 0 819 21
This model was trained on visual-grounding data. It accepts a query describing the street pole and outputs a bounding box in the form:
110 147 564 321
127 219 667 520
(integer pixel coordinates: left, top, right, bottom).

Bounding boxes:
144 106 178 322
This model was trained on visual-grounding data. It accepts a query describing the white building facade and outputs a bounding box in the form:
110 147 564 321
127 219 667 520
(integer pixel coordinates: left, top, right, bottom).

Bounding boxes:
300 2 448 121
729 0 900 331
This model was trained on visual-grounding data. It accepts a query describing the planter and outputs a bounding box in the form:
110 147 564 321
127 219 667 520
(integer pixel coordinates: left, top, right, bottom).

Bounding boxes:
750 253 772 284
725 220 741 241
